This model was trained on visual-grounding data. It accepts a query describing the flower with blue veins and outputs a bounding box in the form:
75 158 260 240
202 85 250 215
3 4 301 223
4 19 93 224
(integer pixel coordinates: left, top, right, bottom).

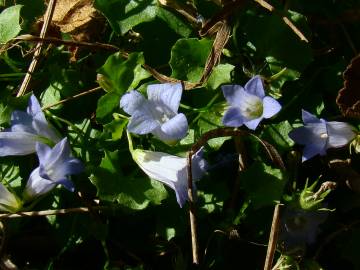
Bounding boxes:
289 110 356 162
120 83 188 143
0 183 22 212
23 138 84 200
222 75 281 130
0 95 60 156
132 148 208 207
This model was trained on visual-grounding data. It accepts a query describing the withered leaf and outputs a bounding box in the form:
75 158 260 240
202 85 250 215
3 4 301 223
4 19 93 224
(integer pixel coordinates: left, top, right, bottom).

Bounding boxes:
336 54 360 119
51 0 98 34
328 159 360 193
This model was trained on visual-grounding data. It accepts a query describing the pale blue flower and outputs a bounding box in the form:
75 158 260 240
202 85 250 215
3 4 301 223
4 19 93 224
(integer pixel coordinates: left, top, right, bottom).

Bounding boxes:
289 110 355 162
0 183 22 212
24 138 83 199
132 148 208 207
120 83 188 143
222 75 281 130
0 95 60 156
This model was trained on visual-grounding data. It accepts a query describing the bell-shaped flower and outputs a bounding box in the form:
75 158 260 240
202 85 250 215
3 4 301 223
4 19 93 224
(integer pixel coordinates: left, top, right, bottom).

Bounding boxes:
23 138 84 200
288 110 356 162
222 75 281 130
132 148 208 207
120 83 188 143
0 95 60 156
0 183 22 212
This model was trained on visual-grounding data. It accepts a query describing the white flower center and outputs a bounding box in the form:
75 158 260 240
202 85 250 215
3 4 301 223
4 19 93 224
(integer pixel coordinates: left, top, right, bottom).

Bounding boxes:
240 95 263 120
320 133 328 139
150 102 174 124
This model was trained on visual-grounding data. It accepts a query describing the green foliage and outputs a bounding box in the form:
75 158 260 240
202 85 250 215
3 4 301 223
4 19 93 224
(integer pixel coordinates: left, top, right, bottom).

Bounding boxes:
96 52 150 122
170 38 213 82
89 151 167 210
240 161 286 209
0 0 360 268
95 0 158 35
0 5 22 43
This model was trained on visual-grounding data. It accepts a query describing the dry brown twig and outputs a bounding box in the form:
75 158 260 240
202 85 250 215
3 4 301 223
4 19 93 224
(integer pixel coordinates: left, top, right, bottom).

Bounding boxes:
264 204 283 270
0 206 105 219
186 128 285 265
17 0 58 97
253 0 309 42
41 86 103 110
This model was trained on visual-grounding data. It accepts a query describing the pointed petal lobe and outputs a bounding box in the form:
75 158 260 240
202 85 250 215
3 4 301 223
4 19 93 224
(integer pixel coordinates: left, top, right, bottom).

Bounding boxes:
147 83 182 113
222 107 246 127
221 85 244 106
120 90 148 115
244 75 265 98
262 96 281 118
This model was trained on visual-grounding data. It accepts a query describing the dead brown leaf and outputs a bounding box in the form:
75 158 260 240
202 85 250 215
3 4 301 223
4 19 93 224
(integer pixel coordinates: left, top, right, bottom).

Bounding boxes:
336 54 360 119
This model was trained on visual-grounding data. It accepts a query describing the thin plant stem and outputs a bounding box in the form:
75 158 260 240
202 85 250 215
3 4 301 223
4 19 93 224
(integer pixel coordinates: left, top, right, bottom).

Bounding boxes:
229 135 248 209
13 35 120 52
187 150 199 265
45 111 85 139
41 86 103 110
264 204 282 270
0 206 106 219
17 0 57 97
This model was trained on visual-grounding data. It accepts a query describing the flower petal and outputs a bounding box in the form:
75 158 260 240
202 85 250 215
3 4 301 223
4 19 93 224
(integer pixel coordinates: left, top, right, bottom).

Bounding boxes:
154 113 188 142
127 112 159 135
120 90 148 115
10 110 35 133
54 178 75 192
191 148 208 180
301 110 322 124
0 132 39 156
244 75 265 98
27 95 46 122
288 123 327 146
133 149 184 190
326 121 355 148
32 119 61 143
48 158 84 181
302 143 327 162
262 96 281 118
222 107 246 127
221 85 245 106
133 149 208 207
37 138 70 170
25 167 57 198
147 83 182 113
244 117 262 130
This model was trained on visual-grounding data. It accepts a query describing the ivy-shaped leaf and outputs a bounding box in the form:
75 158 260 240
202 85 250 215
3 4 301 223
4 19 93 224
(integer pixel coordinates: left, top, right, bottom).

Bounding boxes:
89 150 168 210
0 5 23 44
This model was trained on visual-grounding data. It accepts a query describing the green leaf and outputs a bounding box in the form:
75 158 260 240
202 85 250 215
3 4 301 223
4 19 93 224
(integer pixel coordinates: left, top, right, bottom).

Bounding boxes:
96 52 150 122
157 6 192 37
206 64 235 90
197 103 229 149
0 161 22 188
95 0 158 34
241 10 312 71
103 118 128 141
266 57 300 95
261 121 294 153
40 84 62 110
0 92 29 125
89 151 168 210
97 52 149 94
170 38 213 82
96 92 121 123
0 5 22 44
240 161 286 209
